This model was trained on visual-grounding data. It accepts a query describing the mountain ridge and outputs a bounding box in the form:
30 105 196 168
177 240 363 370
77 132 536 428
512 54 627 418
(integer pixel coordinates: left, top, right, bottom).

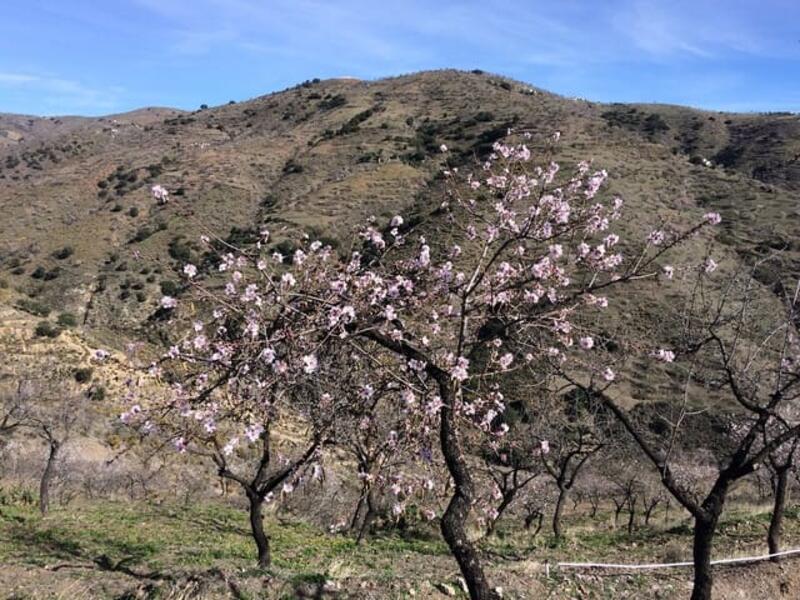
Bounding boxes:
1 69 798 381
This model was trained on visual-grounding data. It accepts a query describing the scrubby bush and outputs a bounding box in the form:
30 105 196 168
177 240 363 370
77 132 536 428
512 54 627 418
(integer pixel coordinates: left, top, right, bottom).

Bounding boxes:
34 321 61 338
73 367 93 383
57 313 78 327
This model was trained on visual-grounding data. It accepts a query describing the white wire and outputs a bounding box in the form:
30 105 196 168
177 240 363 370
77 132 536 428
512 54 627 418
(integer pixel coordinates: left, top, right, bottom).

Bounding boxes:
556 546 800 571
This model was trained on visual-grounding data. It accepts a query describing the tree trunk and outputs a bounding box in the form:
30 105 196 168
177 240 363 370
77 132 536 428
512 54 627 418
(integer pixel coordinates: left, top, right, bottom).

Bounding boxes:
552 486 568 541
356 488 378 545
768 466 789 561
438 381 498 600
39 440 60 516
248 493 270 568
690 483 727 600
691 515 717 600
626 497 637 534
525 511 544 538
486 491 515 536
350 488 367 532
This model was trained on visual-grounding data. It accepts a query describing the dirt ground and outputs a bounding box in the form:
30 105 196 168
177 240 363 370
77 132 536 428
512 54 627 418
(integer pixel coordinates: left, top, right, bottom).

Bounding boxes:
1 554 799 599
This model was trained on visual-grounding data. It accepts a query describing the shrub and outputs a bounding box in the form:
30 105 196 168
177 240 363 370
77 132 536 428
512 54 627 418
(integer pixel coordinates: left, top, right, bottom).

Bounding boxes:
16 298 51 317
74 367 93 383
43 268 61 281
131 226 154 243
128 206 139 217
89 385 106 401
57 312 78 327
168 239 192 262
318 94 346 110
160 280 179 296
34 321 61 338
31 266 46 279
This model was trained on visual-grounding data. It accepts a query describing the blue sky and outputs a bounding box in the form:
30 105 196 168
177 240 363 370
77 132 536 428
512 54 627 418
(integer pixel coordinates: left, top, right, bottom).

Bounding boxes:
1 0 798 116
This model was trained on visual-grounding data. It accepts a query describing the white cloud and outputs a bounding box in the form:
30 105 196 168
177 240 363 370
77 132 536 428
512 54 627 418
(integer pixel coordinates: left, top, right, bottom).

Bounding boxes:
0 71 122 114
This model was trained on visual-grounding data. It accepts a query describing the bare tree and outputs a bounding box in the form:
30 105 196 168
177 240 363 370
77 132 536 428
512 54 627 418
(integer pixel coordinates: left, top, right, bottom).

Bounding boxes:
537 389 605 541
0 380 33 443
27 388 84 515
585 272 800 600
764 434 799 560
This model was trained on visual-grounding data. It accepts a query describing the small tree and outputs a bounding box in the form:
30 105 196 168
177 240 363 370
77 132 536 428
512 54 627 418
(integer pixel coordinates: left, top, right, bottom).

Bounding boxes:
764 430 799 560
585 272 800 600
537 390 605 541
29 391 83 515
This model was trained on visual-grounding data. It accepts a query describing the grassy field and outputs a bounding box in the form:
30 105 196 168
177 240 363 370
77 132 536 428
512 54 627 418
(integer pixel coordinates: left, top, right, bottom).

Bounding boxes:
2 498 800 598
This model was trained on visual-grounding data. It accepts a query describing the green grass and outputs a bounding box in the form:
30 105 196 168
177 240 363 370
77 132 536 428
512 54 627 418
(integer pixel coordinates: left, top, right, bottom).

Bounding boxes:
2 498 800 598
0 500 447 579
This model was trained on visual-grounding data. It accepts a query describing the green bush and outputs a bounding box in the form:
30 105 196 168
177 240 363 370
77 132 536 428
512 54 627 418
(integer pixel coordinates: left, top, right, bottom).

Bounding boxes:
128 206 139 217
57 312 78 327
34 321 61 338
160 280 179 296
17 298 51 317
43 267 61 281
318 94 347 110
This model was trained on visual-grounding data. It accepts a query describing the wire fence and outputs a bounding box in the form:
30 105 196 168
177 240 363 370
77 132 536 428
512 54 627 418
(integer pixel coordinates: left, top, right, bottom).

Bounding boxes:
552 547 800 574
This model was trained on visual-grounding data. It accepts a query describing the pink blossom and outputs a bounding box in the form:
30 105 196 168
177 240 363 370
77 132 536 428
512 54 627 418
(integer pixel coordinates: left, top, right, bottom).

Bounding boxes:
151 184 169 204
302 354 318 374
498 353 514 370
244 424 264 443
183 263 197 278
451 357 470 382
579 336 594 350
160 296 177 309
704 212 722 225
652 348 676 363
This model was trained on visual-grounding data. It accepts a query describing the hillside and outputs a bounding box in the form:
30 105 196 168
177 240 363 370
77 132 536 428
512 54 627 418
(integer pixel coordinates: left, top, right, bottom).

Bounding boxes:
2 68 800 600
1 69 798 384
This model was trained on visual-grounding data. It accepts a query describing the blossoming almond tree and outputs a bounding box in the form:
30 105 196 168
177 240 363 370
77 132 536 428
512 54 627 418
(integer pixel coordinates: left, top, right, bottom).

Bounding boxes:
127 132 715 598
308 134 718 599
122 236 353 568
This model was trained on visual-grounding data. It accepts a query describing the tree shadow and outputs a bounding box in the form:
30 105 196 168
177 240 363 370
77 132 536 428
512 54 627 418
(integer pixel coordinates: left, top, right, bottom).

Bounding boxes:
9 522 171 582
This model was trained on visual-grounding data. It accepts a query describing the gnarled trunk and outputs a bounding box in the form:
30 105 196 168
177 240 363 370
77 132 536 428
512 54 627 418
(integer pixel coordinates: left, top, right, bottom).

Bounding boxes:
439 381 498 600
768 466 789 561
248 493 270 568
690 483 727 600
39 440 60 516
356 487 378 544
552 485 568 541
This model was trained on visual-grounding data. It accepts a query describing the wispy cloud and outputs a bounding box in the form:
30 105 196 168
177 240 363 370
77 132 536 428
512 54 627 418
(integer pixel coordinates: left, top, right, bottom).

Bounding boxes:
0 71 123 113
